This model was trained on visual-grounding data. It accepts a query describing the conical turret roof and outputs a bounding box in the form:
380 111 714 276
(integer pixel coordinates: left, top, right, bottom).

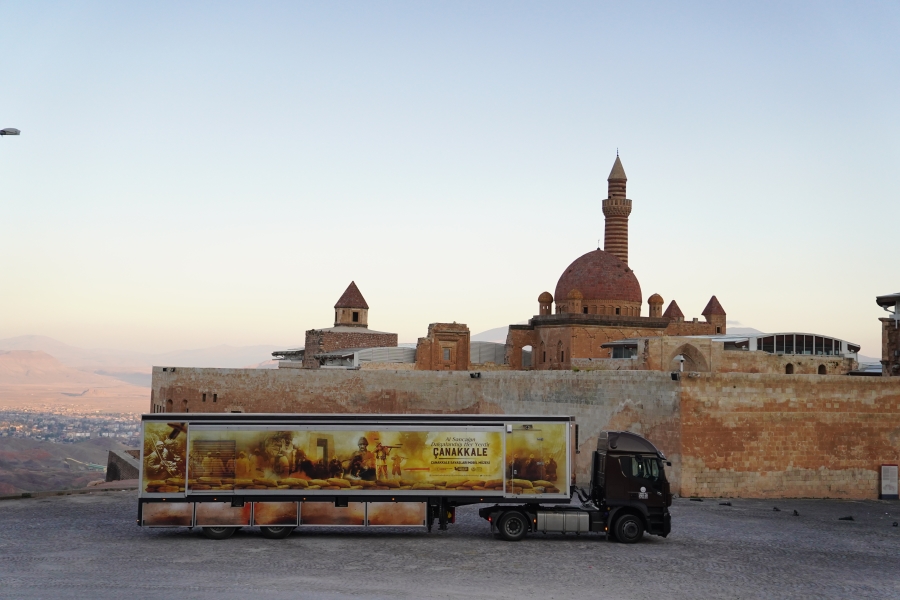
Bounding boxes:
608 155 627 181
662 300 684 319
334 281 369 309
701 295 726 316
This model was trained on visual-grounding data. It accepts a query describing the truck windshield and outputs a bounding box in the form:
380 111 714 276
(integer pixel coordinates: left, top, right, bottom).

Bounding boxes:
620 456 661 482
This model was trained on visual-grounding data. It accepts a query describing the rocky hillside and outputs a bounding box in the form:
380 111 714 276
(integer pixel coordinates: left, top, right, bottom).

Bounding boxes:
0 437 130 494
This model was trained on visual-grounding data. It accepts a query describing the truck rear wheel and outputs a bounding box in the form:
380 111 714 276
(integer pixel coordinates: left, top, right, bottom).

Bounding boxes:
497 511 528 542
260 526 294 539
202 526 236 540
614 514 644 544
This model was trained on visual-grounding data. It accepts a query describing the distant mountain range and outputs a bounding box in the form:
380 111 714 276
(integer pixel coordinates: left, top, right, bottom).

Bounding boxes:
0 335 284 387
0 327 880 390
471 326 511 344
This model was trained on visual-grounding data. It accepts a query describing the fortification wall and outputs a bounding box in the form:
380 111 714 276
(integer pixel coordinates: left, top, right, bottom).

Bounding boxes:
679 373 900 499
151 368 682 489
151 367 900 498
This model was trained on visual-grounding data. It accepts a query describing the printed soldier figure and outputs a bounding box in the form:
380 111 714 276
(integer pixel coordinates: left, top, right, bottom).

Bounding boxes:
390 453 405 478
201 452 216 476
188 447 204 478
349 436 376 480
234 451 251 479
524 453 542 480
375 443 390 480
223 452 236 477
274 452 290 476
249 449 262 476
147 440 178 477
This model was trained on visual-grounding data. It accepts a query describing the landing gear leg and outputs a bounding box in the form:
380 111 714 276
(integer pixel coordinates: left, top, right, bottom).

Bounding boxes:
438 499 448 531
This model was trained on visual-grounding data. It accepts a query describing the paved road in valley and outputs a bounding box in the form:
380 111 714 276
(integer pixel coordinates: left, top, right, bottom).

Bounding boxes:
1 492 899 599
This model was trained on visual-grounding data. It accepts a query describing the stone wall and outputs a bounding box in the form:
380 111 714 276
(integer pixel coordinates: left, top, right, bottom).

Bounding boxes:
105 449 140 482
882 318 900 377
506 315 724 370
151 367 681 487
415 323 470 370
679 373 900 499
302 329 398 368
150 367 900 499
639 337 856 375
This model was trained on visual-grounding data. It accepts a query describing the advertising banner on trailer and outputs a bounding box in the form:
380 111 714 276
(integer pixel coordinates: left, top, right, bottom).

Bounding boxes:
140 419 568 498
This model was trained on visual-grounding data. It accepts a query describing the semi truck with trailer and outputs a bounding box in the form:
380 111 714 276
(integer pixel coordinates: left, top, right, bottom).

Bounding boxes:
138 413 672 543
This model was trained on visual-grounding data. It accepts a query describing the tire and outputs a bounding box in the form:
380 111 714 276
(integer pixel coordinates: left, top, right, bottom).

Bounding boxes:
202 526 236 540
497 511 528 542
260 526 295 539
614 514 644 544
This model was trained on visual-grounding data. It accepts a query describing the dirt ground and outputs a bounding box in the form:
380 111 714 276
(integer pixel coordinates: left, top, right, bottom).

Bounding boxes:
1 493 899 599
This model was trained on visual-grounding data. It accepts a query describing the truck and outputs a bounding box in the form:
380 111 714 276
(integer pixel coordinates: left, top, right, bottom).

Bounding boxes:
138 413 672 543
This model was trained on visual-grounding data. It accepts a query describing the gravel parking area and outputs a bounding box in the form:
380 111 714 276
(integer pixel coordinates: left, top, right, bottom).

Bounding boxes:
1 492 899 599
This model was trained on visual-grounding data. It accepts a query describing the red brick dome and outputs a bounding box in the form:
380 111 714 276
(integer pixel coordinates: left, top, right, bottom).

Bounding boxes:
554 249 642 305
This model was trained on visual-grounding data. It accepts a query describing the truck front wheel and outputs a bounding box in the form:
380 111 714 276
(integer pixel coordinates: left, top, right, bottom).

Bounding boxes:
614 514 644 544
260 526 294 539
202 526 236 540
497 511 528 542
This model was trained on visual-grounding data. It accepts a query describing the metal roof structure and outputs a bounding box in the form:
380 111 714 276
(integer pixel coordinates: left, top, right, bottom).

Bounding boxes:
316 346 416 368
602 332 860 358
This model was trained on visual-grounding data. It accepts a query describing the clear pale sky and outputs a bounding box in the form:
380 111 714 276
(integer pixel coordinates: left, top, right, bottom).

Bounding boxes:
1 2 897 356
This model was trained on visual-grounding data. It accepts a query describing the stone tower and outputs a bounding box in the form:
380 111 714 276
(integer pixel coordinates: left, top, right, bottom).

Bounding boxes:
701 295 727 334
538 292 553 316
334 281 369 327
648 293 664 318
602 155 632 265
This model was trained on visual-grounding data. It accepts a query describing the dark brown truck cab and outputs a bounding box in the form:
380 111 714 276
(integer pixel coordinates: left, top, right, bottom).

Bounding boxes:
589 430 672 540
479 430 671 543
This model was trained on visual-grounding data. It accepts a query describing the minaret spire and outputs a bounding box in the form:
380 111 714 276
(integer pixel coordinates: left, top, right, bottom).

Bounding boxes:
602 155 632 264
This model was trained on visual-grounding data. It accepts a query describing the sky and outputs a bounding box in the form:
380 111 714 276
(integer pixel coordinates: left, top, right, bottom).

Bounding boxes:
0 1 898 356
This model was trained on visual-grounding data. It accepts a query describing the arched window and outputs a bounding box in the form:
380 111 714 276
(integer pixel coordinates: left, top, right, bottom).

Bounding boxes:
182 399 189 413
557 341 562 362
818 364 826 375
540 342 545 364
785 364 794 374
165 399 173 412
521 345 533 369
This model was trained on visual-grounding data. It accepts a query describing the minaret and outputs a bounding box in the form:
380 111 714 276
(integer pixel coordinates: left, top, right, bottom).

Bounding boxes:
602 155 632 264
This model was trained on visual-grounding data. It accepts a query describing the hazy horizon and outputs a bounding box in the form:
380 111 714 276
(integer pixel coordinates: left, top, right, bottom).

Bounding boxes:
1 2 897 357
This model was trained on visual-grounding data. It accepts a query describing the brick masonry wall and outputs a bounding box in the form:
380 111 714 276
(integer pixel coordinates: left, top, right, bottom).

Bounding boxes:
679 373 900 498
303 330 398 367
639 337 856 375
151 368 682 489
150 367 900 498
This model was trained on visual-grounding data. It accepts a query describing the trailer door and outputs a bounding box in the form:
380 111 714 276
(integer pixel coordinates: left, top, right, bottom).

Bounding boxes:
509 424 545 482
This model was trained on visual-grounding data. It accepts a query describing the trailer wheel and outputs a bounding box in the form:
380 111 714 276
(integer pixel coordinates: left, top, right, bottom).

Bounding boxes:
260 526 295 539
614 514 644 544
202 526 236 540
497 511 528 542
